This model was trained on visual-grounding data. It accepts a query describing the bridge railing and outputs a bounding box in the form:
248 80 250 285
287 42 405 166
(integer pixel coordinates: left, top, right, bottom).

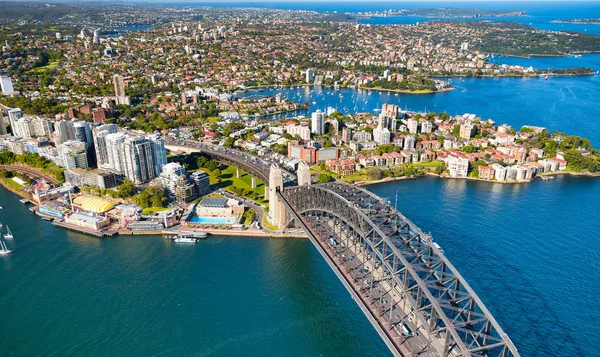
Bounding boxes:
279 183 521 357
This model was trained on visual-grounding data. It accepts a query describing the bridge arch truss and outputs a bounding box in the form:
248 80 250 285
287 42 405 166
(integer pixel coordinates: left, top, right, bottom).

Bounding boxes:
278 182 520 357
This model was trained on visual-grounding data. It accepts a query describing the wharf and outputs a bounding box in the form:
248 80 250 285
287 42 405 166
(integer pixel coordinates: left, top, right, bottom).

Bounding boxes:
52 221 117 238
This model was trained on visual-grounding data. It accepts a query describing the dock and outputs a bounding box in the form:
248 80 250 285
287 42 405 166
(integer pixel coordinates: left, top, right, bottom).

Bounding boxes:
52 221 117 238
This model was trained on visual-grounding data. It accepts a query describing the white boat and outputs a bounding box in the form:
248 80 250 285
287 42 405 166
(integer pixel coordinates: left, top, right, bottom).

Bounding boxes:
174 237 197 243
0 240 11 255
0 222 2 228
4 226 13 239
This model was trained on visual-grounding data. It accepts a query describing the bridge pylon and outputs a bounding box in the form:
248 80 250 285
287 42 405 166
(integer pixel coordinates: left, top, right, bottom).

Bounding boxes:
297 161 311 186
268 164 285 229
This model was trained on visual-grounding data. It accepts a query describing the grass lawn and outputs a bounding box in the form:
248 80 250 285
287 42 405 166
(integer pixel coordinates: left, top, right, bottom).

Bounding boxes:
28 61 60 73
410 161 443 168
0 177 26 194
141 207 170 215
200 165 266 197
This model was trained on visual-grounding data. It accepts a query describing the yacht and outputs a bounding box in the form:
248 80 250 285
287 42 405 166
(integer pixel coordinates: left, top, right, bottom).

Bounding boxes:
0 240 11 255
174 237 197 243
0 222 3 228
4 226 13 239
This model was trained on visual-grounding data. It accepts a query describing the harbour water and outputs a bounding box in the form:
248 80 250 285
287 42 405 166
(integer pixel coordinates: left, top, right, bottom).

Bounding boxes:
2 2 600 356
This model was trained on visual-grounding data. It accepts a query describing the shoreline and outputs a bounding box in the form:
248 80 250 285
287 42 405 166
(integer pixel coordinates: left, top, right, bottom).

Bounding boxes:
353 170 600 187
0 177 305 240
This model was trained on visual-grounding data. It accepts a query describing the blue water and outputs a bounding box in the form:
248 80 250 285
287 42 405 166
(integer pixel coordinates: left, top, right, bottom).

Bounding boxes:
0 186 388 356
368 175 600 357
188 216 239 224
249 64 600 145
1 2 600 356
164 1 600 34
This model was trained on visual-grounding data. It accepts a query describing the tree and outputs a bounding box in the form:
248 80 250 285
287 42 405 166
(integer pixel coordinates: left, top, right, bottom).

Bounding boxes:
206 160 219 172
117 179 135 198
365 167 383 181
317 173 332 183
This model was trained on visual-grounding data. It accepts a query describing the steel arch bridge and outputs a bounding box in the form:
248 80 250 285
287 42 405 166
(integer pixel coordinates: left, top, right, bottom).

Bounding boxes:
277 182 520 357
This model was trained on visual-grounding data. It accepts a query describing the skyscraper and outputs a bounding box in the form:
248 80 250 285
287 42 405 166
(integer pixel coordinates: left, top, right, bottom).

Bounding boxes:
53 120 75 144
104 132 126 173
92 124 118 167
7 108 22 136
148 134 168 177
73 120 95 166
113 74 125 97
122 136 155 184
311 110 325 136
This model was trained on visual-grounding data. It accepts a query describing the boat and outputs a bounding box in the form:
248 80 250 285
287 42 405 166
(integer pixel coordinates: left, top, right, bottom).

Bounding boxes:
0 206 3 210
541 176 555 181
4 226 13 239
0 222 2 228
544 75 549 80
174 237 197 243
0 240 11 255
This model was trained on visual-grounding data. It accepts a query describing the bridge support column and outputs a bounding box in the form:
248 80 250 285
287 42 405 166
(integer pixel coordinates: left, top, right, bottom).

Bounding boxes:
297 161 311 186
268 164 286 229
251 176 256 188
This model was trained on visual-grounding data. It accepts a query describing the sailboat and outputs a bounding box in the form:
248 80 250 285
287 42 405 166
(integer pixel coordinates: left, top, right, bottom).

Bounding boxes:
0 222 3 228
4 225 13 239
0 240 11 255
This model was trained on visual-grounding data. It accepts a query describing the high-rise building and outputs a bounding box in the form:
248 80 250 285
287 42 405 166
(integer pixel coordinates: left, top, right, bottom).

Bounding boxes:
57 140 89 169
311 110 325 136
0 110 6 135
13 118 32 139
148 134 167 177
0 76 14 95
53 120 75 144
305 69 315 84
421 121 433 133
104 132 126 173
93 29 100 44
341 127 352 144
73 120 95 166
7 108 22 136
122 136 155 184
406 118 418 134
113 74 125 97
92 124 118 167
159 162 187 194
373 127 391 145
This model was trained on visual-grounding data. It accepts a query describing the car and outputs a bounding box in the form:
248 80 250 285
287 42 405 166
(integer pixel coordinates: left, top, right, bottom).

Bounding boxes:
401 323 412 337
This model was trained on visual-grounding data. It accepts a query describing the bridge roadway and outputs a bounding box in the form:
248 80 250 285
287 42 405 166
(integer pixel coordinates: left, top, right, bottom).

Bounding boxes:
0 164 60 185
278 183 521 357
164 139 296 184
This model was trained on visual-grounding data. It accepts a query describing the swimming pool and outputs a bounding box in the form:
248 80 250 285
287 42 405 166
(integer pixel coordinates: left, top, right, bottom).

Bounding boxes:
187 216 239 225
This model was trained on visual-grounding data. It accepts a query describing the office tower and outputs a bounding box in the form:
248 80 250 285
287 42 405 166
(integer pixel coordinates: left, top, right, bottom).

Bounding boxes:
92 124 118 167
0 76 14 95
93 29 100 44
122 136 155 184
105 132 126 173
148 134 168 177
311 110 325 136
31 117 53 137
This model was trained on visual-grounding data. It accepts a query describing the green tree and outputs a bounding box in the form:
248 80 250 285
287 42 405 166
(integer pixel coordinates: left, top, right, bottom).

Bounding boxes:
317 173 332 183
117 179 135 198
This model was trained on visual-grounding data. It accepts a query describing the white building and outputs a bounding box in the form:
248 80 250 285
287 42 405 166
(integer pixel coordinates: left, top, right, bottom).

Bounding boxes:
122 136 155 184
57 140 89 169
493 164 507 181
159 162 187 194
311 110 325 136
0 76 14 95
420 121 433 133
406 118 418 134
104 132 127 173
373 127 391 145
445 157 469 178
306 69 315 84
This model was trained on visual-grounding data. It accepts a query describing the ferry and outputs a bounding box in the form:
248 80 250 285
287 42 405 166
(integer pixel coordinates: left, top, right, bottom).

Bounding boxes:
4 225 13 239
0 240 11 255
174 237 197 243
